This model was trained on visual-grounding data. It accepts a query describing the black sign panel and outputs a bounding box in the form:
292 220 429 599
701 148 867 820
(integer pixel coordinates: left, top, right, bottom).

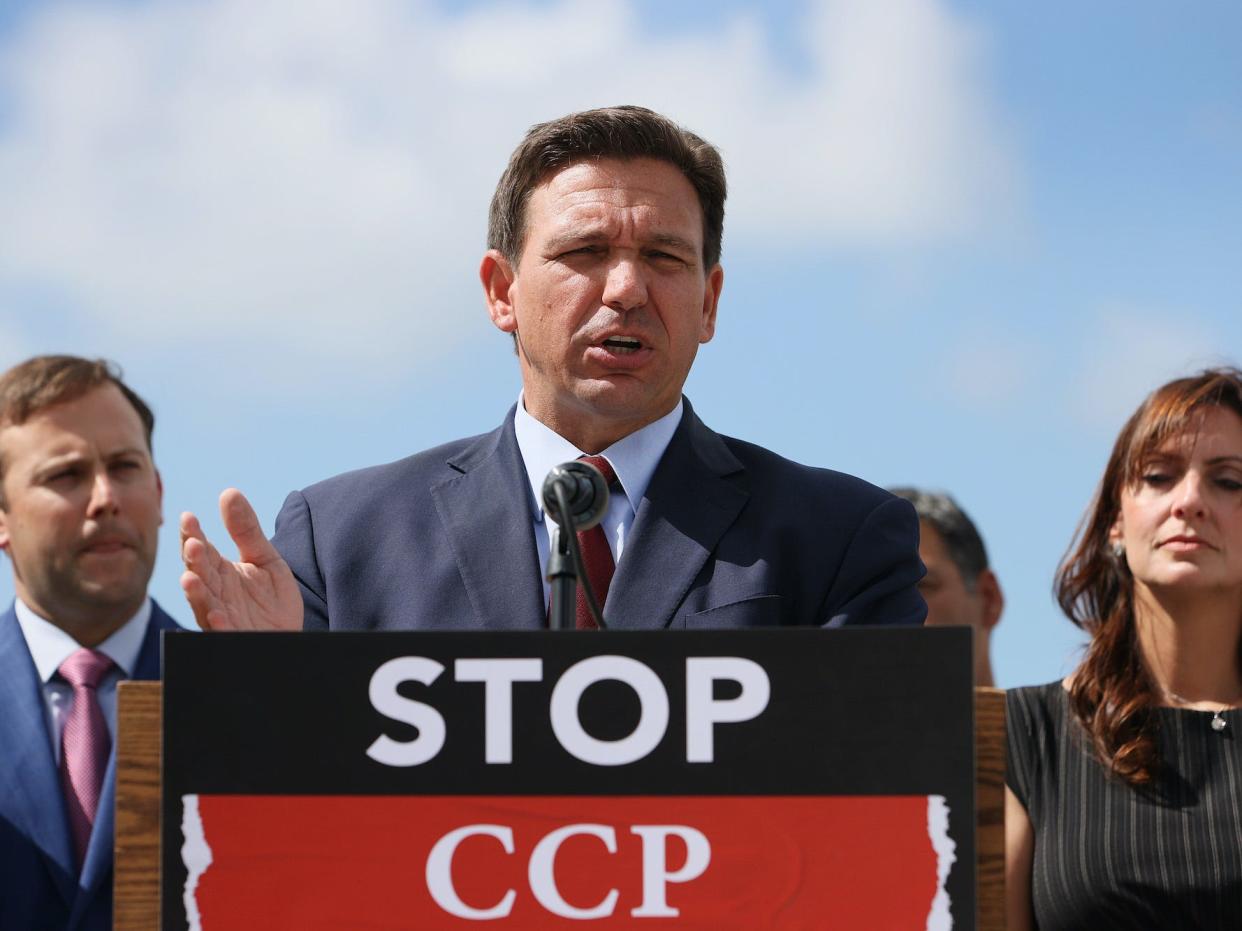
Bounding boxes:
162 628 974 928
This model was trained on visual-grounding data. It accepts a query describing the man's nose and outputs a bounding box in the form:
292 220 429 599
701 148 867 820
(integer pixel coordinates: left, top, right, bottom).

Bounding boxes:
86 470 120 517
603 257 648 312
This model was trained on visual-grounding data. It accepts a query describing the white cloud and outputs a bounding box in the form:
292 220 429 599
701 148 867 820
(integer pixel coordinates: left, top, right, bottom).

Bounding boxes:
0 0 1019 386
724 0 1019 242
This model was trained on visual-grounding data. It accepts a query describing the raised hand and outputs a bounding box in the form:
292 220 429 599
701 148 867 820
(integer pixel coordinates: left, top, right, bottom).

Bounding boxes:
179 488 304 632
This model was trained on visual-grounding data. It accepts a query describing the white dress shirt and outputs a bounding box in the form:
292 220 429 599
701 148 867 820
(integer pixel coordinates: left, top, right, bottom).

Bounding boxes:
15 596 151 764
514 397 684 607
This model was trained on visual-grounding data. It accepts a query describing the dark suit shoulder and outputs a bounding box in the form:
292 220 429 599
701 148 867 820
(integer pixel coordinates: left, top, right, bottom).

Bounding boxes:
295 425 503 513
715 432 897 517
272 411 537 632
678 415 923 628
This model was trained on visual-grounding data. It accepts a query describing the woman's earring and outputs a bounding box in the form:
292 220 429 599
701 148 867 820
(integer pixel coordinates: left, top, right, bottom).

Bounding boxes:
1111 540 1126 559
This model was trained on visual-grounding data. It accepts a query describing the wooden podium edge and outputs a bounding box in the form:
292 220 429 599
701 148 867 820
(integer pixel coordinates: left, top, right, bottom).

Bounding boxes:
116 680 162 931
976 686 1007 931
116 682 1007 930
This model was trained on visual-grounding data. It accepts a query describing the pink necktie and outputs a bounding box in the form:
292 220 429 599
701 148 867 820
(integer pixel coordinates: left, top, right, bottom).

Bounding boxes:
58 648 115 869
576 456 618 630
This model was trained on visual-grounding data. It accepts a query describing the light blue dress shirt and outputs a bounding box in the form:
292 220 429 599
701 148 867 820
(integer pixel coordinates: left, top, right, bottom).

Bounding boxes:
14 596 151 763
514 397 684 607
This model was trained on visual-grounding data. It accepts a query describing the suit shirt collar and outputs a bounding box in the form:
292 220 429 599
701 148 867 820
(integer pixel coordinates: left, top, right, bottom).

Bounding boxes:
15 596 151 683
513 396 684 523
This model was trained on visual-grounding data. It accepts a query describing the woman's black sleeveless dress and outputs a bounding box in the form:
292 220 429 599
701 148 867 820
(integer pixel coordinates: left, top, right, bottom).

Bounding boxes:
1007 682 1242 930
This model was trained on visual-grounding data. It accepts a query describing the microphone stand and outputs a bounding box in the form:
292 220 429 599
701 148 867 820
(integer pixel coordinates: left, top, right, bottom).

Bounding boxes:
545 475 608 630
546 525 578 631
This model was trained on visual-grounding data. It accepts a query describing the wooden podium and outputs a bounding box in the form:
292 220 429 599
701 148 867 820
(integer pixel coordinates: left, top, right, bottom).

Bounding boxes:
115 634 1006 929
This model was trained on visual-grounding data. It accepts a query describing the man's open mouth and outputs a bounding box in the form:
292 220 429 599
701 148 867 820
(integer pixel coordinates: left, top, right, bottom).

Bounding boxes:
601 336 643 354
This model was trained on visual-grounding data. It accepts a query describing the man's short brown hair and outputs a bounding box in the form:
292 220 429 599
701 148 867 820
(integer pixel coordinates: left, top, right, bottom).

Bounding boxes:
488 105 727 268
0 355 155 477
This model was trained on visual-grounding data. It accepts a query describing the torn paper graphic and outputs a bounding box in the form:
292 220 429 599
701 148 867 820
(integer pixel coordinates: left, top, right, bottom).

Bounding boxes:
180 794 213 931
927 794 958 931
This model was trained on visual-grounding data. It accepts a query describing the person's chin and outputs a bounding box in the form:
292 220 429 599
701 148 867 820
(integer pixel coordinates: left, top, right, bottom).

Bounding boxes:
76 561 152 602
574 376 649 406
1147 568 1220 592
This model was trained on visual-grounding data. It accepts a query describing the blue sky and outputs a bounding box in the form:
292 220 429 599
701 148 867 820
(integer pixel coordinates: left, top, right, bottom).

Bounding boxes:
1 0 1238 687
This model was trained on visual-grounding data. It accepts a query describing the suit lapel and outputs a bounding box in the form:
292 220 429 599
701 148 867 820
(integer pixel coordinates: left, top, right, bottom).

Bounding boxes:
431 410 546 631
607 403 749 630
73 754 116 913
0 606 76 905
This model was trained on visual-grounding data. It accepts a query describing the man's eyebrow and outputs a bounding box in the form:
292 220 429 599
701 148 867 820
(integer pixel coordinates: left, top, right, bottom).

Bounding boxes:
104 446 148 459
35 447 147 472
30 452 88 478
1206 455 1242 465
543 230 609 252
647 233 698 255
542 231 699 254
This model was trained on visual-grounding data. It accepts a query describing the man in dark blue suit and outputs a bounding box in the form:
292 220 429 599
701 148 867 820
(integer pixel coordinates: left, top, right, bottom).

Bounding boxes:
179 106 924 633
0 356 180 930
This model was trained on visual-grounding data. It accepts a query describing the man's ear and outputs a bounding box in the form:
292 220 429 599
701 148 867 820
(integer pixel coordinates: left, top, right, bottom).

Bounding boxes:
976 568 1004 631
480 249 519 335
156 468 165 527
0 469 8 550
699 264 724 344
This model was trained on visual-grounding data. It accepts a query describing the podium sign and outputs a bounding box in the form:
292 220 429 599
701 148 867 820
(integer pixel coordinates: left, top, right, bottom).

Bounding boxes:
162 628 974 929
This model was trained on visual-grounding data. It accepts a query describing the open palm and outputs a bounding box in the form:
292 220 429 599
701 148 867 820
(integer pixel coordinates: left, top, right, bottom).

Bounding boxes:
179 488 303 631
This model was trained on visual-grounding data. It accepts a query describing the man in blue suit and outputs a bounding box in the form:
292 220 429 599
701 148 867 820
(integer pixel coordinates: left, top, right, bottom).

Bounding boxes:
179 106 925 633
0 356 180 930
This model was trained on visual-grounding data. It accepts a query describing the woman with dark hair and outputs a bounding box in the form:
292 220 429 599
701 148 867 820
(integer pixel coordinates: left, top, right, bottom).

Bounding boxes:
1006 367 1242 930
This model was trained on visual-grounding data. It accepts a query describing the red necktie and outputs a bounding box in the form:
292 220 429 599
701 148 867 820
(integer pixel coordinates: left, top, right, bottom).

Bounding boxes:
576 455 618 630
58 648 115 869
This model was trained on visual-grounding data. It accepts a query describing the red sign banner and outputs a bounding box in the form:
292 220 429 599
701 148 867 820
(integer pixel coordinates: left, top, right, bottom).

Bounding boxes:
182 794 955 929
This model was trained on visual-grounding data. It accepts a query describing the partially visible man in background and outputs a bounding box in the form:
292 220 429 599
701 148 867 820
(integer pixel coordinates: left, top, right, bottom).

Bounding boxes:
891 487 1004 687
0 356 180 931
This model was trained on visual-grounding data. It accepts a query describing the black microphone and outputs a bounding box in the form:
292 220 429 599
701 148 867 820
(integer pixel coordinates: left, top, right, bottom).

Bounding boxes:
542 461 610 531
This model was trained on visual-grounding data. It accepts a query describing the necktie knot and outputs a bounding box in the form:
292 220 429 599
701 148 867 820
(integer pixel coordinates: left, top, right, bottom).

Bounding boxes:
58 648 114 691
579 454 617 491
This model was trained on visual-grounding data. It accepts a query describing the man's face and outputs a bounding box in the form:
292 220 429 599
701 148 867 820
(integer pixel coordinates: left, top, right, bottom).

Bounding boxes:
0 384 162 641
482 157 723 451
918 522 987 630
